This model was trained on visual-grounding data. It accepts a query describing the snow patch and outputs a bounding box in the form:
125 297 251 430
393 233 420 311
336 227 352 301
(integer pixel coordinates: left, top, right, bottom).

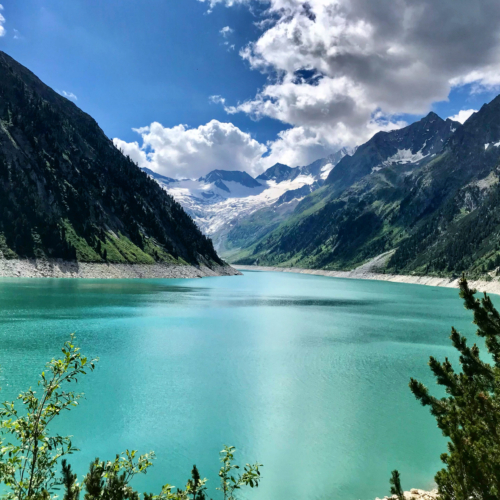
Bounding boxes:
372 148 429 172
320 162 335 180
485 143 490 150
157 174 317 236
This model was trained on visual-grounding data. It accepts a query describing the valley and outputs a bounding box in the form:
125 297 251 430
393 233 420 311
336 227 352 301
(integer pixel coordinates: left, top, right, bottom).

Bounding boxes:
152 100 500 281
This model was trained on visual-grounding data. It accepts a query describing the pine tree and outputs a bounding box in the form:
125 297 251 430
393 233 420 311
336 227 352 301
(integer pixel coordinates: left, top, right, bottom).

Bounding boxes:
185 465 207 500
409 276 500 500
389 470 405 500
61 459 80 500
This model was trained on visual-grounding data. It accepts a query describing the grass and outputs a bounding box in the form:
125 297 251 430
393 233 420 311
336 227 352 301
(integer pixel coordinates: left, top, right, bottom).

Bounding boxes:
63 221 102 262
61 220 182 265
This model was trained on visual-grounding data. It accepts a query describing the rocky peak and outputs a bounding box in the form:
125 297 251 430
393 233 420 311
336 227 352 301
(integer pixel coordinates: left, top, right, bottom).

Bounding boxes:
200 169 261 189
256 163 294 183
325 111 461 190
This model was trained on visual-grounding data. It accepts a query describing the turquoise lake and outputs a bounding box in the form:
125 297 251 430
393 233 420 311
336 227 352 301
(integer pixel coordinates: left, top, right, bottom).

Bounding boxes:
0 270 485 499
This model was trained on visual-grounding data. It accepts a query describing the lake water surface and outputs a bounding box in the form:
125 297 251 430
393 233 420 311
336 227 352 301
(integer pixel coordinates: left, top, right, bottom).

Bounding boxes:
0 271 485 499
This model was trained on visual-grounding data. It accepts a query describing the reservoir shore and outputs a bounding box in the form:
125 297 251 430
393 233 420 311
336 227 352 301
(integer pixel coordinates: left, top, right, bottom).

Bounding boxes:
0 258 241 279
235 265 500 295
376 489 438 500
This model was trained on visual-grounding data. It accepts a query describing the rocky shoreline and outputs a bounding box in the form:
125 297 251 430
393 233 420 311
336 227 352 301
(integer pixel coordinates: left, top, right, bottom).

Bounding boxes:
235 265 500 295
0 258 241 279
376 489 438 500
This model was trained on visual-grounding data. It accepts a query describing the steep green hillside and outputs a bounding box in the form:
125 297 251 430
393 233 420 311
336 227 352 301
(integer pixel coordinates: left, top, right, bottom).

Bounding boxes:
233 99 500 277
0 51 222 267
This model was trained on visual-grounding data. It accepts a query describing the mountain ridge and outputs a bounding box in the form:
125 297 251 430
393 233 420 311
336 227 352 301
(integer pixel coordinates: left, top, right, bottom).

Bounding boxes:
0 51 227 272
145 148 351 252
228 102 500 278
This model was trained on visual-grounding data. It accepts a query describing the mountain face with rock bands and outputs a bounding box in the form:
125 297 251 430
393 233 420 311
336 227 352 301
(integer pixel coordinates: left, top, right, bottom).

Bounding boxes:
230 101 500 277
0 51 223 268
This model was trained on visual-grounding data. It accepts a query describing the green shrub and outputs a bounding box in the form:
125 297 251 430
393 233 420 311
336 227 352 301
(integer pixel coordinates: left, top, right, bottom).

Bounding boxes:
0 337 262 500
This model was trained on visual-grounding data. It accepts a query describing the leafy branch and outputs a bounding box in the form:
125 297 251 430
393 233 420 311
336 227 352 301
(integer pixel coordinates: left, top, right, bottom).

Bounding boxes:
0 334 98 499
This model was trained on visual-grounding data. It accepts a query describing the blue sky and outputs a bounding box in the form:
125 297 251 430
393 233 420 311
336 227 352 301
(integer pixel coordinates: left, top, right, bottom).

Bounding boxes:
1 0 500 178
0 1 283 142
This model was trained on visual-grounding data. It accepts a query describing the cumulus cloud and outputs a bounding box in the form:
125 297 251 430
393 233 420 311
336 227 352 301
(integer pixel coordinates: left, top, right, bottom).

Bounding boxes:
59 90 78 101
113 139 148 168
209 0 500 163
448 109 477 124
119 0 500 176
263 114 406 167
0 5 6 37
114 120 268 179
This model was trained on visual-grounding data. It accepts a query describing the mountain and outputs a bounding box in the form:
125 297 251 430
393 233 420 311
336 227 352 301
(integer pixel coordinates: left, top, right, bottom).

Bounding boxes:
300 148 356 179
256 147 353 184
227 112 457 264
325 112 460 193
201 169 261 189
231 104 500 277
0 51 224 269
146 148 352 254
256 163 295 183
142 167 177 185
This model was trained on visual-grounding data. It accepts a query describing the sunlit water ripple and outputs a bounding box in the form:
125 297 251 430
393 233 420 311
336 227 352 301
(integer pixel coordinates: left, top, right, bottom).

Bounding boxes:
0 271 488 500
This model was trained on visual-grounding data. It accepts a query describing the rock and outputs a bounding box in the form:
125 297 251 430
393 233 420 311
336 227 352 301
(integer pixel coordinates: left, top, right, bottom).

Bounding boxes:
0 258 241 279
374 488 438 500
234 264 500 295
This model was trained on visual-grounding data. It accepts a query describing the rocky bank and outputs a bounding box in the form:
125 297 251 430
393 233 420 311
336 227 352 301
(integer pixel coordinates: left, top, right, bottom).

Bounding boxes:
0 258 241 279
235 265 500 295
376 489 438 500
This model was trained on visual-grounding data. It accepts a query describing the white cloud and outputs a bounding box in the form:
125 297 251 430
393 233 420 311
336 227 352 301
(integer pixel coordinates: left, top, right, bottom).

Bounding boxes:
59 90 78 101
209 95 226 105
450 66 500 93
211 0 500 160
121 0 500 177
262 113 406 167
447 109 477 124
220 26 234 37
0 5 6 37
114 120 268 179
198 0 251 12
113 139 149 168
220 26 236 51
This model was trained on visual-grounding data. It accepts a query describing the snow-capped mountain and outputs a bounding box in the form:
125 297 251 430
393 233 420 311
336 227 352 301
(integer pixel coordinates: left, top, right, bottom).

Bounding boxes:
143 147 353 249
326 112 460 192
144 113 459 260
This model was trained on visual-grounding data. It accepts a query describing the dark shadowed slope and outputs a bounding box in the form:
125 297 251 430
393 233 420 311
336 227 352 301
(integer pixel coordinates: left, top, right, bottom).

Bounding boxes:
0 51 223 267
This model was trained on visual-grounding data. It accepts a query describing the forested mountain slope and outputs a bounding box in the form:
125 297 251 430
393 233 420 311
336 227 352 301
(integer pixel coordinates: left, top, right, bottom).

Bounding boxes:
233 99 500 277
0 51 223 267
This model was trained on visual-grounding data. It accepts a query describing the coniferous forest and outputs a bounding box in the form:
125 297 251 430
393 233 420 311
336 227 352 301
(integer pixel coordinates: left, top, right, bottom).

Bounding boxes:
0 51 222 268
